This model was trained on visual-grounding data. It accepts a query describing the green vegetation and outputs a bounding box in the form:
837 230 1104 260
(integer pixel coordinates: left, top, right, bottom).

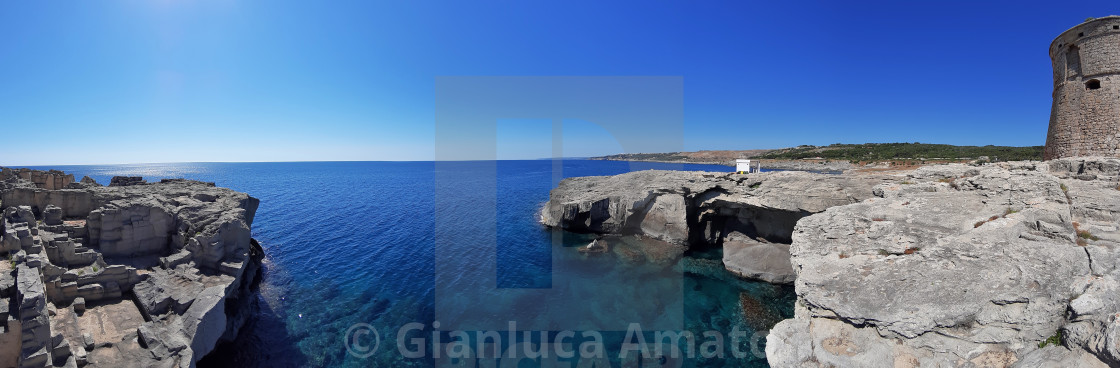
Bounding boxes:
1039 330 1062 348
1073 222 1096 246
1078 229 1099 241
756 143 1043 162
592 152 691 162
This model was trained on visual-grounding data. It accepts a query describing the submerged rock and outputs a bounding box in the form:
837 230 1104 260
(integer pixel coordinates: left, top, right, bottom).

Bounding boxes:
0 167 262 367
738 292 783 331
579 237 610 254
767 158 1120 367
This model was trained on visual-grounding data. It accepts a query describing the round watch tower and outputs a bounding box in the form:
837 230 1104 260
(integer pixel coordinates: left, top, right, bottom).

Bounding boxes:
1045 16 1120 160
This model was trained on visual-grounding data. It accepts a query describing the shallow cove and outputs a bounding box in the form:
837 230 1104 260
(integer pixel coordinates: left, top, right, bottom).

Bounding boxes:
29 160 794 367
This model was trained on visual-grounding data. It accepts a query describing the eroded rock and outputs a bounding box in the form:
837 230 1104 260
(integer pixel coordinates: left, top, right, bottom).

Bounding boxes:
541 169 895 283
0 167 262 368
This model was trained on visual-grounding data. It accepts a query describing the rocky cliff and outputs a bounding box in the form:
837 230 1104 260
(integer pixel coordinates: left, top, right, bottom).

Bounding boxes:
766 158 1120 367
0 168 262 368
540 169 899 283
544 159 1120 367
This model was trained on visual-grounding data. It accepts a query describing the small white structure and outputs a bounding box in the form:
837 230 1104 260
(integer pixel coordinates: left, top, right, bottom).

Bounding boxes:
735 159 753 173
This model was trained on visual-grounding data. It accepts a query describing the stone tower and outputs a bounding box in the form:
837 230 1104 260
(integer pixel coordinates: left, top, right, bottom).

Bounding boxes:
1045 16 1120 160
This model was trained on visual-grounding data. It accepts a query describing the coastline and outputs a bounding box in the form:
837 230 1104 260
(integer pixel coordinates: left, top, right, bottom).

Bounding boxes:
542 157 1120 366
587 157 862 173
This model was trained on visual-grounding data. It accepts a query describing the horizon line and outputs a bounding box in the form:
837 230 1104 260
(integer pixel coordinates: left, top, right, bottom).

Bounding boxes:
3 158 605 167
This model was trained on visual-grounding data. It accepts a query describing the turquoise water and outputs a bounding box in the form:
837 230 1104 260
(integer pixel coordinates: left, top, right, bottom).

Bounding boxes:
28 161 794 367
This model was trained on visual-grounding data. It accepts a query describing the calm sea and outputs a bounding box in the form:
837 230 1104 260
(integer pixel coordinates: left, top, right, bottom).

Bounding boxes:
27 160 793 368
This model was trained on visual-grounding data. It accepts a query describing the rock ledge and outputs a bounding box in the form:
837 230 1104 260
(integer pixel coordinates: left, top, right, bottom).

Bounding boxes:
767 158 1120 367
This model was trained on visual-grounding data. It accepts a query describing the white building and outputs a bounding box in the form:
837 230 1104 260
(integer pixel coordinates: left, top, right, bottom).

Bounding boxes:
735 159 752 173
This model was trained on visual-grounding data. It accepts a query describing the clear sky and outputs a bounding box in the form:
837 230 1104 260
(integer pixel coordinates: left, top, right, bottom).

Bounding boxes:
1 1 1116 165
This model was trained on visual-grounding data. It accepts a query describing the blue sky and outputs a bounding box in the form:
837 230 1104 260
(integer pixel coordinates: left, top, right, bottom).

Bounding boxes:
0 1 1116 165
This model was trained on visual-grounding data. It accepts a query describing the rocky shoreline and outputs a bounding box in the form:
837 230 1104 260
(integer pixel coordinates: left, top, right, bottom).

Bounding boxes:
0 168 262 368
540 168 898 283
542 158 1120 367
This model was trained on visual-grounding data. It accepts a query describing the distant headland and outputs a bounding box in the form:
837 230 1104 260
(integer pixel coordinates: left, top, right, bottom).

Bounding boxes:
590 143 1045 172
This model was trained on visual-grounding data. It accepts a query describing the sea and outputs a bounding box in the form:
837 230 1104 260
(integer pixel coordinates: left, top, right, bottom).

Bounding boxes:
27 160 795 368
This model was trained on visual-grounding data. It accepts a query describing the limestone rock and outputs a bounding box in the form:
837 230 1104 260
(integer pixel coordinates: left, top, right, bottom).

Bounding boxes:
721 236 794 284
182 286 227 366
18 264 52 368
579 238 609 254
43 205 62 226
0 269 14 298
107 177 144 187
541 169 896 282
1 168 74 190
0 297 9 323
766 158 1120 367
0 167 263 368
71 298 85 314
133 269 205 317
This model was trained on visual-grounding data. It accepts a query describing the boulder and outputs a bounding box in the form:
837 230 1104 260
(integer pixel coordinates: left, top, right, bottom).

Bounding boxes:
183 286 227 367
72 297 85 314
721 236 794 284
5 206 36 226
42 205 62 226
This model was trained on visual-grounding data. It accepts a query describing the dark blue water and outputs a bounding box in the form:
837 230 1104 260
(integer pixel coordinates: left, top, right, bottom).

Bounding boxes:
28 160 794 367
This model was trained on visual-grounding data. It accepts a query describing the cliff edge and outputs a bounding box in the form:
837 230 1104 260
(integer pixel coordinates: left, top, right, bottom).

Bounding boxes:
543 158 1120 366
540 169 899 283
0 167 262 368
